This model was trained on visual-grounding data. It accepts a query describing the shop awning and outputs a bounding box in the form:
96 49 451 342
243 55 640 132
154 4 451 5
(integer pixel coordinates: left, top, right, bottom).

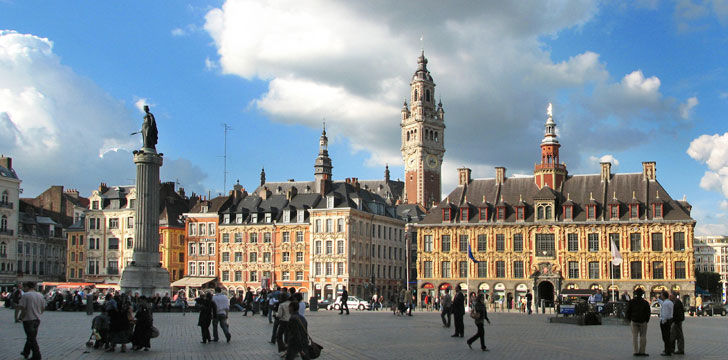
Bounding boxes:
171 277 216 288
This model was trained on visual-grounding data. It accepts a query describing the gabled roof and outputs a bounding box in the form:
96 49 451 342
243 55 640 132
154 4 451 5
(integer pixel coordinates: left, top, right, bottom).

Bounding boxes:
421 173 694 225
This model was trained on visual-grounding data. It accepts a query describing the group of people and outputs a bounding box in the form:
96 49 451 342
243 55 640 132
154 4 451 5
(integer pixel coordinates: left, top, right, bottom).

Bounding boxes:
626 288 685 356
438 285 492 351
90 291 156 353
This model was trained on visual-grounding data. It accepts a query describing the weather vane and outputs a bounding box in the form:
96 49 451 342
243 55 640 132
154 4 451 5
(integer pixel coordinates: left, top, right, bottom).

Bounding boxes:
547 102 553 118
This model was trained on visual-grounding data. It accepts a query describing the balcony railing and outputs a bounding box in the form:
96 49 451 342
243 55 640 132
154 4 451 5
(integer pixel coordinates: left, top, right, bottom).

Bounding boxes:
0 229 13 236
0 202 13 209
107 268 119 275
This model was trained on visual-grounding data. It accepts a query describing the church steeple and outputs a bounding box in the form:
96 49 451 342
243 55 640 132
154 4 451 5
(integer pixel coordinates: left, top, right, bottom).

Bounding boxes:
314 122 332 195
534 103 567 190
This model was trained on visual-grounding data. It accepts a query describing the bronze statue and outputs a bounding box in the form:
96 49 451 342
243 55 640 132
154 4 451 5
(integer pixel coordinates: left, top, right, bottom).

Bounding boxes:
132 105 158 150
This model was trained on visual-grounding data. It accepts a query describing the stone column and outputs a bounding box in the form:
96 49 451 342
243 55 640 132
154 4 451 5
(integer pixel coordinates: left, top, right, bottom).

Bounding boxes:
120 148 170 296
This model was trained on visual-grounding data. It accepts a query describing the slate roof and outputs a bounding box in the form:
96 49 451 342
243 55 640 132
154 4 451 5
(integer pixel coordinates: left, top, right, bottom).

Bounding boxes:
421 173 694 225
0 164 18 179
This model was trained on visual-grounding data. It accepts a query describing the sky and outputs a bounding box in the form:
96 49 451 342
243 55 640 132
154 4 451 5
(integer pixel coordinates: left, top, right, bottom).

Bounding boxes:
1 0 728 235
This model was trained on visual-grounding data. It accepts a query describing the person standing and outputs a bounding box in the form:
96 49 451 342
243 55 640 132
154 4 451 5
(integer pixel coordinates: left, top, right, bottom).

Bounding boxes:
131 296 153 351
243 287 253 316
451 285 465 337
276 292 293 353
285 300 310 360
339 286 350 315
669 292 685 355
656 290 674 356
695 295 702 316
197 292 216 344
466 293 491 351
625 288 651 356
86 289 95 315
18 282 44 360
441 288 452 328
12 286 24 322
211 287 232 343
526 290 533 315
161 292 171 312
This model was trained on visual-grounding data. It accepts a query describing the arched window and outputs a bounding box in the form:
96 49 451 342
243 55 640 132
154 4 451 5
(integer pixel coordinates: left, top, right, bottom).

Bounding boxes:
537 206 544 220
426 89 431 102
0 215 7 231
414 89 418 102
406 132 410 141
0 241 6 257
434 132 438 142
1 190 8 204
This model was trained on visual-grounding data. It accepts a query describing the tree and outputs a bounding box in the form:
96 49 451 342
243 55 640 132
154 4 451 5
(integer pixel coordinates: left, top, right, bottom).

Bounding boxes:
695 269 721 296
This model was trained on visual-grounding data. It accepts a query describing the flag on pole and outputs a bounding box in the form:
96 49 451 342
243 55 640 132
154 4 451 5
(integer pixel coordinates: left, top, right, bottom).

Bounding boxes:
468 244 479 263
611 240 623 266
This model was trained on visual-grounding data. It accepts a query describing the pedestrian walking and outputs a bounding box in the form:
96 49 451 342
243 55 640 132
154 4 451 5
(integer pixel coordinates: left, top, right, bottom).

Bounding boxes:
243 287 253 316
18 281 44 360
339 286 349 315
285 300 310 360
656 290 674 356
466 293 490 351
441 288 452 328
276 291 294 353
669 292 685 355
526 290 533 315
211 287 232 343
625 287 651 356
197 292 216 344
270 289 287 344
131 296 153 351
451 285 465 337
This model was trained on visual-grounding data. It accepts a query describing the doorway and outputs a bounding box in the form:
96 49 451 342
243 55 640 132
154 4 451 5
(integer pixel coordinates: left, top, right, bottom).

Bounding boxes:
537 281 554 305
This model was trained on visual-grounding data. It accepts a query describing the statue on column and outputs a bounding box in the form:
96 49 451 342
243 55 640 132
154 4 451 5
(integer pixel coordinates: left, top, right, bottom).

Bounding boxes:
132 105 158 150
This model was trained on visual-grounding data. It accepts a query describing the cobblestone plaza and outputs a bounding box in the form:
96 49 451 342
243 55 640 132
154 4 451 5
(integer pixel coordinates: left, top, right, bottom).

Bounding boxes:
2 308 726 360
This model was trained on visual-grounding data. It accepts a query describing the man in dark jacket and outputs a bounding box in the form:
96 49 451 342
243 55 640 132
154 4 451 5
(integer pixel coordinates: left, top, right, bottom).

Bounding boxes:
625 288 651 356
339 286 349 315
670 292 685 355
451 285 465 337
243 288 253 316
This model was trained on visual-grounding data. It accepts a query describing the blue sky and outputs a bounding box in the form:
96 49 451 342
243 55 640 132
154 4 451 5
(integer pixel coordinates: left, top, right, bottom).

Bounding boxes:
1 1 728 235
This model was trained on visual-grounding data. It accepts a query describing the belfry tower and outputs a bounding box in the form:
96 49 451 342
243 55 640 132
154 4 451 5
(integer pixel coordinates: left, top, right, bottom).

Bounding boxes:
534 103 567 190
314 124 333 195
401 51 445 208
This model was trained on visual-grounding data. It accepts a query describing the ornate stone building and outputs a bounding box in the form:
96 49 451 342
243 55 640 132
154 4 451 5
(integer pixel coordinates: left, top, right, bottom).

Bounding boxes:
415 106 695 307
401 51 445 208
0 156 20 290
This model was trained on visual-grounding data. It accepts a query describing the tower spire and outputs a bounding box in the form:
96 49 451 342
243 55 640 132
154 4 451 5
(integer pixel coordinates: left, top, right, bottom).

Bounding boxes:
534 102 567 190
314 122 332 195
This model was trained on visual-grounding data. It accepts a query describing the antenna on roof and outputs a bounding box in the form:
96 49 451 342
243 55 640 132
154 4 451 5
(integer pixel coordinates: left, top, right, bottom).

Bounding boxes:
220 123 233 192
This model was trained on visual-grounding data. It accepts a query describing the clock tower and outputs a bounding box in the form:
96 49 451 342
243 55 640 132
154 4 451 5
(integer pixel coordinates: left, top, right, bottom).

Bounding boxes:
401 51 445 208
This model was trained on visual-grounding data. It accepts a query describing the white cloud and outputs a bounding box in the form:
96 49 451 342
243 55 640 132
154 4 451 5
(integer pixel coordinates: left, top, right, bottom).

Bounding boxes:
0 30 206 196
679 96 698 119
204 57 217 71
171 28 185 37
134 98 154 113
588 154 620 167
687 132 728 198
203 0 696 176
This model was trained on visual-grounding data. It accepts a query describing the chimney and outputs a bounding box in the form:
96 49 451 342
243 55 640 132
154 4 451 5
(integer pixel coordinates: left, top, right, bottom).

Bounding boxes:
495 167 506 185
458 167 471 186
600 162 611 182
642 161 656 181
260 186 270 200
65 188 79 199
177 187 186 198
98 182 108 193
0 155 12 170
352 178 359 189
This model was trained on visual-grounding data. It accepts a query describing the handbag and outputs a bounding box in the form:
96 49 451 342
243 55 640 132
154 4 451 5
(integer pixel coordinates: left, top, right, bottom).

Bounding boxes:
308 336 323 359
150 326 160 338
470 311 480 319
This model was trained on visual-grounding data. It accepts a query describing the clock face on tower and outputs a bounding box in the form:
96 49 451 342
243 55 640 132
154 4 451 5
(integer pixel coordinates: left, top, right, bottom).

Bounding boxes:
426 154 439 169
407 156 417 170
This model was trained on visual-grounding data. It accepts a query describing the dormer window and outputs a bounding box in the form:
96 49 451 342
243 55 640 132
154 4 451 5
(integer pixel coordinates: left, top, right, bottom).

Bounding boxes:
91 200 99 210
587 205 597 220
460 208 469 221
496 207 505 221
201 206 208 213
283 210 290 223
327 196 335 209
236 214 243 224
479 207 488 221
297 211 305 223
442 208 451 221
224 214 230 224
610 205 619 220
516 207 525 221
252 213 259 223
536 202 553 221
653 203 663 218
563 205 573 220
629 204 639 219
265 213 272 223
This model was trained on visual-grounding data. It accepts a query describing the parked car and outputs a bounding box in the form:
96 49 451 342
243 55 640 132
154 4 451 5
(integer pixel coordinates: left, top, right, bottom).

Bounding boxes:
690 301 727 316
317 297 334 310
331 296 371 311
